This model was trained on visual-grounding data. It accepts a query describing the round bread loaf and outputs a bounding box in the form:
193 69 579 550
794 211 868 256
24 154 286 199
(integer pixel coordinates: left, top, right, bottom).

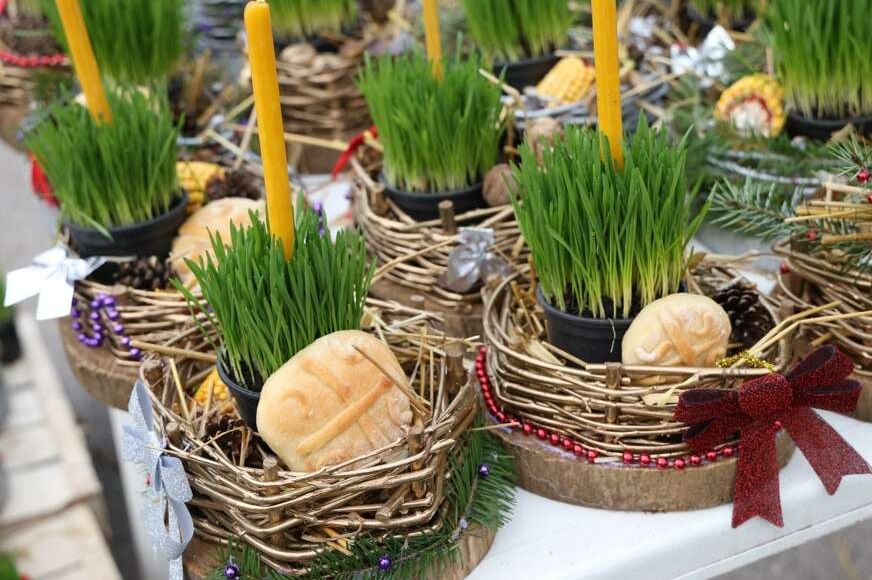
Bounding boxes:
256 330 413 472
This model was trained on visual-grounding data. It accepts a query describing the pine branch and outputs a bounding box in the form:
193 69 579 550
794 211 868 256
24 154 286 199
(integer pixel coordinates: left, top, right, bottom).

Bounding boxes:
709 179 802 241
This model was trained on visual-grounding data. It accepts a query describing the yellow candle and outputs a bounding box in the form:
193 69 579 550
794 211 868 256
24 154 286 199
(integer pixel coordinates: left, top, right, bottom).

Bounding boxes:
55 0 111 124
591 0 623 169
422 0 443 80
244 0 295 259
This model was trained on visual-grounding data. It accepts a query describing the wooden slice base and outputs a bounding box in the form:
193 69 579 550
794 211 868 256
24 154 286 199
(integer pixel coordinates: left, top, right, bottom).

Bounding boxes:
369 277 483 338
183 524 496 580
494 426 796 512
58 319 138 410
856 372 872 423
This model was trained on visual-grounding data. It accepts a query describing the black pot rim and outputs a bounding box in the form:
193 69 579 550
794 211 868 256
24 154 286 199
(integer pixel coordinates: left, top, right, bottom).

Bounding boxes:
63 190 189 238
786 109 872 127
535 286 634 328
379 173 484 199
493 51 560 70
216 350 262 402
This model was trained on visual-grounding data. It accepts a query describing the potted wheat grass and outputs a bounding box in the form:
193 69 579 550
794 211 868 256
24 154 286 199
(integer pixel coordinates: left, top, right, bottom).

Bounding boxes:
269 0 357 40
686 0 757 34
25 88 185 259
179 206 372 427
768 0 872 140
358 51 504 220
461 0 573 89
512 117 709 362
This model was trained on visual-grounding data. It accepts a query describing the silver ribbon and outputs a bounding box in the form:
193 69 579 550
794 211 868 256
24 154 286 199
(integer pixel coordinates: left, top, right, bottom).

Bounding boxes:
122 381 194 580
438 228 509 293
670 25 735 88
3 246 105 320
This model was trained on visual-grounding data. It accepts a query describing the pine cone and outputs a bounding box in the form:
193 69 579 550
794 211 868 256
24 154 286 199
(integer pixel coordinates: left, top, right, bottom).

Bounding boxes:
712 281 775 349
111 256 177 291
205 169 262 202
205 415 249 463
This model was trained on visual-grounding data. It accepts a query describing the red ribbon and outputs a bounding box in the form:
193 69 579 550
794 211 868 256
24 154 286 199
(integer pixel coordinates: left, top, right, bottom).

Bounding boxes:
330 125 377 180
674 345 870 527
29 153 58 207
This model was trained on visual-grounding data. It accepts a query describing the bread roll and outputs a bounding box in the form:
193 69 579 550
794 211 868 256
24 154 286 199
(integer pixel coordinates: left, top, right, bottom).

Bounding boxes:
256 330 413 472
170 197 263 285
622 293 731 383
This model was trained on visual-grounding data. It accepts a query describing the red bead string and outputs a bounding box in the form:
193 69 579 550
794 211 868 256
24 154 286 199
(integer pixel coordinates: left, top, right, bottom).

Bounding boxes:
474 346 734 470
0 50 68 68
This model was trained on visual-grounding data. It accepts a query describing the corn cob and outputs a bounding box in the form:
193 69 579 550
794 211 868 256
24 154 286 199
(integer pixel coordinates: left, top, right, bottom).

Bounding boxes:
193 368 233 413
536 57 595 106
715 74 786 138
176 161 224 213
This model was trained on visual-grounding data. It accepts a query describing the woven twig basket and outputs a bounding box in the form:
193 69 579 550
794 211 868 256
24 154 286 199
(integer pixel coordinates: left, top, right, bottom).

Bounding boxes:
351 154 528 337
137 299 496 576
277 43 370 173
775 239 872 421
480 257 796 510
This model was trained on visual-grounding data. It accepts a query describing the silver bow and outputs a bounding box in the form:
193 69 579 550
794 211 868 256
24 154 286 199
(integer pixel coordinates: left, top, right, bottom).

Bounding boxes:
438 228 509 293
670 26 735 88
3 246 105 320
122 381 194 580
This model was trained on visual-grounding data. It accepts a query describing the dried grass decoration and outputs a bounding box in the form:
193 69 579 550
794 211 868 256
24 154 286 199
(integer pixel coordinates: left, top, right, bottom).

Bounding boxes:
479 256 804 511
139 299 514 579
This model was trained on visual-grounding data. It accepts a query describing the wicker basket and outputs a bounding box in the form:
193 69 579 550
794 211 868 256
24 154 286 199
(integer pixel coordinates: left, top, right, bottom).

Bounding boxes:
351 154 528 338
277 43 370 173
0 13 69 107
775 239 872 421
136 299 500 577
479 257 797 510
59 280 208 409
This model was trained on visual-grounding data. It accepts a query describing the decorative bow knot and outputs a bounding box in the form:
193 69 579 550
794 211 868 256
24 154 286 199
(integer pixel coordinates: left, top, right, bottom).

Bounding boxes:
122 381 194 580
675 345 870 528
3 246 104 320
438 228 509 293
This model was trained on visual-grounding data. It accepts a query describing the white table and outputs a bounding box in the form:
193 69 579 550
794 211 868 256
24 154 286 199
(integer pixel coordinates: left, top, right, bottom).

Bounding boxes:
468 411 872 580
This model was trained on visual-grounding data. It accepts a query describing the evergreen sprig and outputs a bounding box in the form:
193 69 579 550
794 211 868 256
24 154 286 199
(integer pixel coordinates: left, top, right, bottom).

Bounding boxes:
43 0 184 83
178 208 373 389
358 51 504 192
25 88 179 231
767 0 872 118
461 0 572 62
710 179 799 241
512 117 708 319
205 426 515 580
269 0 356 37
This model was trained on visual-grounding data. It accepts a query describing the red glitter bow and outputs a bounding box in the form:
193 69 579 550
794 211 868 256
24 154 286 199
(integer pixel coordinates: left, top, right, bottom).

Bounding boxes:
330 125 377 179
674 345 870 527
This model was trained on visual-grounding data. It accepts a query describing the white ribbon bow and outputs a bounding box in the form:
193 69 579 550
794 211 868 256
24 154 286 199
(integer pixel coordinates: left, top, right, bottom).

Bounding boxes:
122 381 194 580
670 26 736 88
3 246 105 320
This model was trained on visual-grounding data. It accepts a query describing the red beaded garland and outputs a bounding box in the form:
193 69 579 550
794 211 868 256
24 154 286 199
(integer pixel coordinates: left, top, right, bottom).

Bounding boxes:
473 346 730 471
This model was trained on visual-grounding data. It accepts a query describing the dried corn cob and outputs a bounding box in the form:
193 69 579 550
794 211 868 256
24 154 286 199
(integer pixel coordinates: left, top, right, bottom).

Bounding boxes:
715 74 786 138
536 57 595 106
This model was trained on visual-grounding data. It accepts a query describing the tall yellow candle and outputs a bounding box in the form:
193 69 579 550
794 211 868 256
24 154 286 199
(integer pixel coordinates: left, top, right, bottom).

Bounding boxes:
55 0 111 124
244 0 295 259
422 0 443 80
591 0 624 169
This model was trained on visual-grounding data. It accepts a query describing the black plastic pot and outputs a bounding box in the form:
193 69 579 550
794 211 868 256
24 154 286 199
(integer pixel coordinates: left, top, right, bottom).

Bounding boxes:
381 176 487 221
537 287 633 364
494 53 560 91
217 352 261 430
785 111 872 141
0 319 20 365
685 4 755 35
65 191 189 260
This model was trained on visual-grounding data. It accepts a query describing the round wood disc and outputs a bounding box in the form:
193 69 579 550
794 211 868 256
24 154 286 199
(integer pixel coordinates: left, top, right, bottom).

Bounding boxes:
183 525 496 580
369 277 483 338
855 372 872 423
58 319 138 409
494 426 796 512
